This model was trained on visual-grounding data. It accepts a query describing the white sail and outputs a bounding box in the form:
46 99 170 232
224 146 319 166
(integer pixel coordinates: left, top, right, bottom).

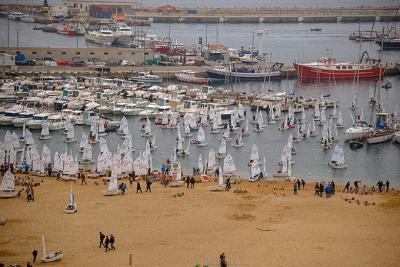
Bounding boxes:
176 162 182 181
42 144 51 165
197 127 206 142
32 153 42 172
25 129 35 145
133 156 147 175
4 131 12 151
257 111 264 127
223 127 230 139
54 152 63 171
63 154 77 175
11 132 20 149
177 124 182 141
177 139 183 151
208 149 216 169
251 160 261 177
219 138 227 155
121 152 133 173
250 144 259 161
67 125 75 139
108 176 118 191
223 154 236 173
80 132 89 148
218 166 224 186
337 111 344 125
99 137 108 153
162 111 168 125
82 144 93 161
0 169 15 191
184 121 191 134
198 154 203 173
263 155 266 174
98 121 105 134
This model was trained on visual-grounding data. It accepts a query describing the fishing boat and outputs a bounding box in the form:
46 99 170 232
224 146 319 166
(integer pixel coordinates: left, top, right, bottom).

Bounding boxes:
206 64 282 81
175 70 210 84
113 23 133 46
85 26 115 46
56 25 77 36
39 122 51 140
310 27 322 31
328 144 347 168
247 144 260 166
41 235 63 263
239 54 259 64
293 55 385 79
12 111 34 127
394 131 400 144
378 38 400 50
366 129 395 144
26 113 49 130
0 170 19 198
47 115 64 131
64 187 77 214
131 72 162 83
344 122 373 141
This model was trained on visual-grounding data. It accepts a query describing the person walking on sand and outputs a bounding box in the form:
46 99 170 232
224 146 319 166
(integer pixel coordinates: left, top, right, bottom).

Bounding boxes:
104 235 110 252
190 176 195 189
319 182 324 197
47 163 52 177
186 176 190 188
301 179 306 189
293 182 298 195
344 181 350 192
354 180 360 193
27 262 32 267
225 177 231 191
136 182 142 193
109 234 115 250
331 180 335 195
314 182 319 196
146 178 152 192
220 252 227 267
386 180 390 192
81 172 87 185
32 250 38 263
296 179 301 191
99 232 105 248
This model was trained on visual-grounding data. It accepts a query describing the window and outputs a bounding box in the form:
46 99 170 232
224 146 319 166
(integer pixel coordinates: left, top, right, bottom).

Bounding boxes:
62 51 66 55
104 52 108 55
47 51 52 55
76 52 80 55
118 52 123 55
32 51 37 55
342 66 346 70
336 66 340 69
145 52 149 55
131 52 135 55
348 66 353 69
90 52 95 55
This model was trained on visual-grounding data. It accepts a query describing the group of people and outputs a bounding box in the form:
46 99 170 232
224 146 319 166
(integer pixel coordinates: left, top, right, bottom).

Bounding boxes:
293 179 306 195
0 163 14 175
25 184 35 202
314 181 335 197
185 176 196 189
376 180 390 193
99 232 115 252
136 178 152 193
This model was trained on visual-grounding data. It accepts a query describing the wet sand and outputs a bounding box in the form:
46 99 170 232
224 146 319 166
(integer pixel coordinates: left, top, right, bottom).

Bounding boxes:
1 176 400 267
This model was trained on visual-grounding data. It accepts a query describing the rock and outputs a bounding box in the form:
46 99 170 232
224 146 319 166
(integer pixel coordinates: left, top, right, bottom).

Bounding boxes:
0 216 7 225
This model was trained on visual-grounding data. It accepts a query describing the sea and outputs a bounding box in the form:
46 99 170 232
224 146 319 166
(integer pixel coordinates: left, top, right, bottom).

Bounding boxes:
0 17 399 186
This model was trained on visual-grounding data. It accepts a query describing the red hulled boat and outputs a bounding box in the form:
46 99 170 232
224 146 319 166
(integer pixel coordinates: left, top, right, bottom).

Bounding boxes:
56 25 77 36
293 57 385 79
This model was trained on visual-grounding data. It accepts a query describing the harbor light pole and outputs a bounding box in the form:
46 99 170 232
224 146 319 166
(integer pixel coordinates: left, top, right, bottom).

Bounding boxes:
16 28 20 50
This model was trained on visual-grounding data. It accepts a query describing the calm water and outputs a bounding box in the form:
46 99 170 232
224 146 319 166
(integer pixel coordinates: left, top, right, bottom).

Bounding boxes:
0 18 399 186
1 18 400 65
3 0 395 8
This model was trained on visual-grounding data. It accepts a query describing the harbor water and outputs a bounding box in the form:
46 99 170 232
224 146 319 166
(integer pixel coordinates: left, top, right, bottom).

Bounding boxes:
0 19 399 186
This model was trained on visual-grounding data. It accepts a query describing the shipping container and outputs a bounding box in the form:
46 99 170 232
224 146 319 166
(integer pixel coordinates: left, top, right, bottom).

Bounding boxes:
187 9 198 15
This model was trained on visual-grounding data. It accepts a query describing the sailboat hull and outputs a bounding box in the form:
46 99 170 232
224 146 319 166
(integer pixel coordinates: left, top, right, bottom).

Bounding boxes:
41 251 63 263
293 63 385 79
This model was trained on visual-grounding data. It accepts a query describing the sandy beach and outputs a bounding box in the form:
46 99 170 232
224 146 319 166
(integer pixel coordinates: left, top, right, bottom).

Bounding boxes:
1 175 400 267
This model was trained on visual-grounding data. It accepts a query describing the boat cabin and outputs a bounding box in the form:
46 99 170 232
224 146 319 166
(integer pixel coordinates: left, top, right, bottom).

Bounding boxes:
376 112 389 129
